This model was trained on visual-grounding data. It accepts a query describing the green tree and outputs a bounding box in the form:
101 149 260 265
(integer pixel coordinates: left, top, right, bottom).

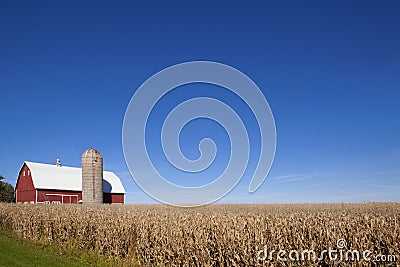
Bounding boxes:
0 175 15 203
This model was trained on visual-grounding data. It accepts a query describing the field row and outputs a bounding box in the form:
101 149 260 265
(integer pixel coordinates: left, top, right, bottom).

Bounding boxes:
0 203 399 266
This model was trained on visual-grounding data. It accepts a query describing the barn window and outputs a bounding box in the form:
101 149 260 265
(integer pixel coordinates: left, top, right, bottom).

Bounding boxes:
23 171 25 176
28 170 30 175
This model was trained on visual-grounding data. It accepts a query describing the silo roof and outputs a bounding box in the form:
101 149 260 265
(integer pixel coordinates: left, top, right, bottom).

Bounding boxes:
24 161 126 194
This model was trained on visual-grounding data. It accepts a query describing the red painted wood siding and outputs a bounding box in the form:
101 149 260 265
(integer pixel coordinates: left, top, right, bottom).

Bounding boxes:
15 164 36 203
103 193 124 204
37 189 82 204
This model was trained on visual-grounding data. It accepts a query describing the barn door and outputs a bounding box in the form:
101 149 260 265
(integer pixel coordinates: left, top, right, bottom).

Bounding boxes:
62 195 70 204
71 196 78 204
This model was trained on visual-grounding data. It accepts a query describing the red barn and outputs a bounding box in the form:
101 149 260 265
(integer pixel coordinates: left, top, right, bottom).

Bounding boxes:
16 161 126 204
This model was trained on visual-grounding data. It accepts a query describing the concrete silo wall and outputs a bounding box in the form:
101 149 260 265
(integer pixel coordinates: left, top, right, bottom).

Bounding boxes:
82 149 103 204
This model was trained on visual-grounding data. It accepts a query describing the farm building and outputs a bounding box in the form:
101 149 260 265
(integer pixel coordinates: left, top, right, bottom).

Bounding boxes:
15 159 126 204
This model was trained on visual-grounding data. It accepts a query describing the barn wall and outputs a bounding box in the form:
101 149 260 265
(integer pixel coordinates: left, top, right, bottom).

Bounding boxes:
37 189 82 204
111 193 124 204
38 190 124 204
16 164 36 203
103 193 124 204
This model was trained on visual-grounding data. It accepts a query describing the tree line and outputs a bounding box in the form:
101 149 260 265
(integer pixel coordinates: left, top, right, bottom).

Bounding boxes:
0 175 15 202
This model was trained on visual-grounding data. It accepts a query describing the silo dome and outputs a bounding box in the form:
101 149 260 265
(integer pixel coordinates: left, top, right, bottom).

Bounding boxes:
82 148 103 204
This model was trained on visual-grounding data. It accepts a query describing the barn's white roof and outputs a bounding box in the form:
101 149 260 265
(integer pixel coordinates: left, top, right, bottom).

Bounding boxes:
24 161 126 194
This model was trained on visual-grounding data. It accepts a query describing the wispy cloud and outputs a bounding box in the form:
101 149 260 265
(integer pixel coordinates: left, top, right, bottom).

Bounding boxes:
357 170 400 179
368 184 400 190
268 173 314 182
350 170 400 186
269 174 305 180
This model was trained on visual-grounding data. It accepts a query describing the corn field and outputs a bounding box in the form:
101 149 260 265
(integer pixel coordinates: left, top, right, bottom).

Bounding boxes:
0 203 399 266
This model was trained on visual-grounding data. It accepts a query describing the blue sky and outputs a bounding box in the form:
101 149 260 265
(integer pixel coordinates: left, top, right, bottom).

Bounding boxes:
1 1 399 204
